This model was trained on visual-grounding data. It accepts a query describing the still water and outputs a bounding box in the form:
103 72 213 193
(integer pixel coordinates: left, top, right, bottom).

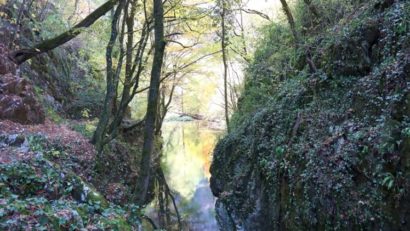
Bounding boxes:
158 120 221 230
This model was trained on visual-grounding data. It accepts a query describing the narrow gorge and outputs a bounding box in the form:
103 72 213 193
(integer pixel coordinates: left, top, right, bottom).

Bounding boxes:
0 0 409 230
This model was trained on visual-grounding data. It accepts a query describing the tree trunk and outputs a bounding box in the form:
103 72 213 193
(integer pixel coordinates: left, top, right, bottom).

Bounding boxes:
279 0 319 74
221 0 230 132
137 0 166 205
107 4 152 141
9 0 118 64
239 7 248 59
93 4 151 150
279 0 299 45
105 0 139 140
156 167 182 230
91 0 124 153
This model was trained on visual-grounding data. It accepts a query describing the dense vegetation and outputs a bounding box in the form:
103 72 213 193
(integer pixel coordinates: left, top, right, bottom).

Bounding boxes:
211 0 410 230
0 0 409 230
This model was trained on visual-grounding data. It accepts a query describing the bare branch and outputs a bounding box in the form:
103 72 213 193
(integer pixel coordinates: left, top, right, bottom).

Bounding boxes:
233 8 271 21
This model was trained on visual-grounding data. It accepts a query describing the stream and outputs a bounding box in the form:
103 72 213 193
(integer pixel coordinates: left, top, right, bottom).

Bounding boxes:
148 120 221 230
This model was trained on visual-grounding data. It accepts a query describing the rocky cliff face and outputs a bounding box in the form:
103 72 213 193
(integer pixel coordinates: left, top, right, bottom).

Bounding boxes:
0 1 105 120
210 1 410 230
0 44 45 124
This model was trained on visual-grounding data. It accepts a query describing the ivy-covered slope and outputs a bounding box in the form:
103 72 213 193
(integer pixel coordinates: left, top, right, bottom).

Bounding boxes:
0 124 144 230
210 1 410 230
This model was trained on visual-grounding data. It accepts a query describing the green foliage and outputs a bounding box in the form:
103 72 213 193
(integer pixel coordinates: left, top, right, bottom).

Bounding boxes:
230 23 296 128
293 0 361 31
27 135 47 153
27 135 69 162
402 127 410 138
212 0 410 229
381 172 395 190
69 121 96 139
40 13 68 39
47 107 65 123
0 155 141 230
4 0 108 121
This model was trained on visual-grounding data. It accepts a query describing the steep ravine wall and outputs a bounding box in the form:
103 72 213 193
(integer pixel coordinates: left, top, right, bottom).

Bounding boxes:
210 1 410 230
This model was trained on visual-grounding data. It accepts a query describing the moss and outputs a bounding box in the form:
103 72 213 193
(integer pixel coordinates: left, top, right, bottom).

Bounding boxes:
46 107 64 123
86 189 109 209
98 217 132 231
69 121 96 139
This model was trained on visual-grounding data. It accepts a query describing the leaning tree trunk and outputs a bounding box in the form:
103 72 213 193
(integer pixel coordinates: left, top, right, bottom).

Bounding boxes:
221 0 230 132
279 0 318 73
279 0 299 45
9 0 118 64
136 0 166 205
91 0 124 153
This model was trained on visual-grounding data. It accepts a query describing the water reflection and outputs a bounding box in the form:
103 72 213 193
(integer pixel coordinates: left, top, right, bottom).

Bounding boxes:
162 120 220 230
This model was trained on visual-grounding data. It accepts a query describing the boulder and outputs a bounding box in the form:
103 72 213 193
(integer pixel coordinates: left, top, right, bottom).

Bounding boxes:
0 73 45 124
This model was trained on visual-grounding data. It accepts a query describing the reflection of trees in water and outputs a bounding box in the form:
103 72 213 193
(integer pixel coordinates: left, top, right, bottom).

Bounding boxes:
184 122 201 145
155 121 219 230
149 177 218 231
153 167 182 230
164 125 178 151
